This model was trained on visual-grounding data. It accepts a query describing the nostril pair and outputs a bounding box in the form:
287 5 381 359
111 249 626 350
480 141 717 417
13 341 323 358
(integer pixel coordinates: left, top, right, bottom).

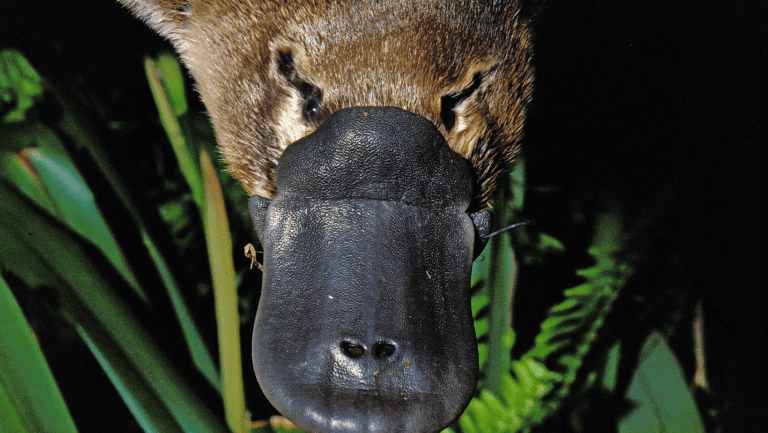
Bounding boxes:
340 341 396 359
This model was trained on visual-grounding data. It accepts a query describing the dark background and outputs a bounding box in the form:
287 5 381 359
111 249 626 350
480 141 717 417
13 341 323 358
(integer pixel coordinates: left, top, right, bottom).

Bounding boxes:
525 2 767 431
2 0 766 431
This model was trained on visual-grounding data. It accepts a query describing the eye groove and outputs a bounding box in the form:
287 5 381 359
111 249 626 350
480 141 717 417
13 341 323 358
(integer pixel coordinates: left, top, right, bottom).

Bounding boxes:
440 72 486 132
276 50 298 83
341 341 366 358
275 49 324 123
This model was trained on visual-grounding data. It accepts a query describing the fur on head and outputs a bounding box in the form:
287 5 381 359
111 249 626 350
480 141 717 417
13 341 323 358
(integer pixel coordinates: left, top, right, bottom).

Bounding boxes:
119 0 535 211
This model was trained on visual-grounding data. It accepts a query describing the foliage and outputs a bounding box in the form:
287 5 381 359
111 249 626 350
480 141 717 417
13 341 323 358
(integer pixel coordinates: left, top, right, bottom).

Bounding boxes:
0 48 271 432
448 209 632 432
0 48 708 433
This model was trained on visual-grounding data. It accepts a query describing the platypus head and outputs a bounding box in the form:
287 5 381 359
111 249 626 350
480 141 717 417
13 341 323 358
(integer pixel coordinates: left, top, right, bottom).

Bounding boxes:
118 1 535 431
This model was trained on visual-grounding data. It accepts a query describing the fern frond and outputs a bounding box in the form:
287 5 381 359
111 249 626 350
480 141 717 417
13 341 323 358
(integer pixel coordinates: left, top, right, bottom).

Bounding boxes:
454 210 633 432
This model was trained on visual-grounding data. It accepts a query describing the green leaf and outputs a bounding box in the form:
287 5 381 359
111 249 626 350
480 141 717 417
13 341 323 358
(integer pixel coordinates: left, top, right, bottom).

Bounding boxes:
49 51 219 389
202 150 246 433
467 397 493 432
71 313 184 433
0 149 56 215
0 49 43 123
0 183 229 433
619 332 704 433
145 57 203 207
562 283 595 297
474 318 489 340
500 374 521 407
155 52 188 116
548 298 580 314
511 359 538 397
0 196 61 290
602 342 621 391
477 341 489 370
23 147 145 300
140 230 221 390
471 294 490 317
479 228 517 396
0 275 78 433
39 66 213 371
2 124 145 301
480 389 506 417
6 112 219 391
457 414 479 433
537 233 565 252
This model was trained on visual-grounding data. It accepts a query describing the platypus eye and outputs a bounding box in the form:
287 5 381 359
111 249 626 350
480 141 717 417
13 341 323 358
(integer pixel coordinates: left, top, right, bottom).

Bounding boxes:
303 95 321 123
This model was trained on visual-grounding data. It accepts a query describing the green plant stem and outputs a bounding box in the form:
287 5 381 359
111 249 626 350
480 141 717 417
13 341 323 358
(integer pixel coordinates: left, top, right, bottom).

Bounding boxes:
485 231 517 398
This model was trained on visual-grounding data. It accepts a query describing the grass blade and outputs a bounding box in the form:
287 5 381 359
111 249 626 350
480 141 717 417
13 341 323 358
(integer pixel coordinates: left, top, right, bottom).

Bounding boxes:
140 230 222 389
202 150 246 433
68 308 184 433
140 56 222 387
0 275 78 433
144 57 203 207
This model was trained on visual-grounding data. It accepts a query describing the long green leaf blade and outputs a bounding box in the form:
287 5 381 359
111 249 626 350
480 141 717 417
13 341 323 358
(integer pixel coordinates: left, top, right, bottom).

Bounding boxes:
140 230 222 389
202 150 246 433
144 57 203 207
0 183 229 433
0 275 78 433
23 147 145 299
70 312 184 433
141 54 221 388
38 54 218 381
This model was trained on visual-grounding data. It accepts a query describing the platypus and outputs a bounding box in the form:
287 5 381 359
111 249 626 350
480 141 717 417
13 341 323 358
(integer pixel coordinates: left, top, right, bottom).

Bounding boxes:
119 1 536 431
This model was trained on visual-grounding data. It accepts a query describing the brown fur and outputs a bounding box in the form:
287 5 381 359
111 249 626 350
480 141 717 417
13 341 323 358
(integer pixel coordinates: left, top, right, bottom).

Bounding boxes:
119 0 535 210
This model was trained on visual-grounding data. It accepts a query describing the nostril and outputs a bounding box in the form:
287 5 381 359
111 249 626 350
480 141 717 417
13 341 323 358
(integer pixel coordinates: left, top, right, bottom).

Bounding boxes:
340 341 366 358
373 342 396 358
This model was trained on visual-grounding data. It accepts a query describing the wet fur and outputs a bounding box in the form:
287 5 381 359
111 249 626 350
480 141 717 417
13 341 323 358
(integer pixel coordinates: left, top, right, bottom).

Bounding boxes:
119 0 535 211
